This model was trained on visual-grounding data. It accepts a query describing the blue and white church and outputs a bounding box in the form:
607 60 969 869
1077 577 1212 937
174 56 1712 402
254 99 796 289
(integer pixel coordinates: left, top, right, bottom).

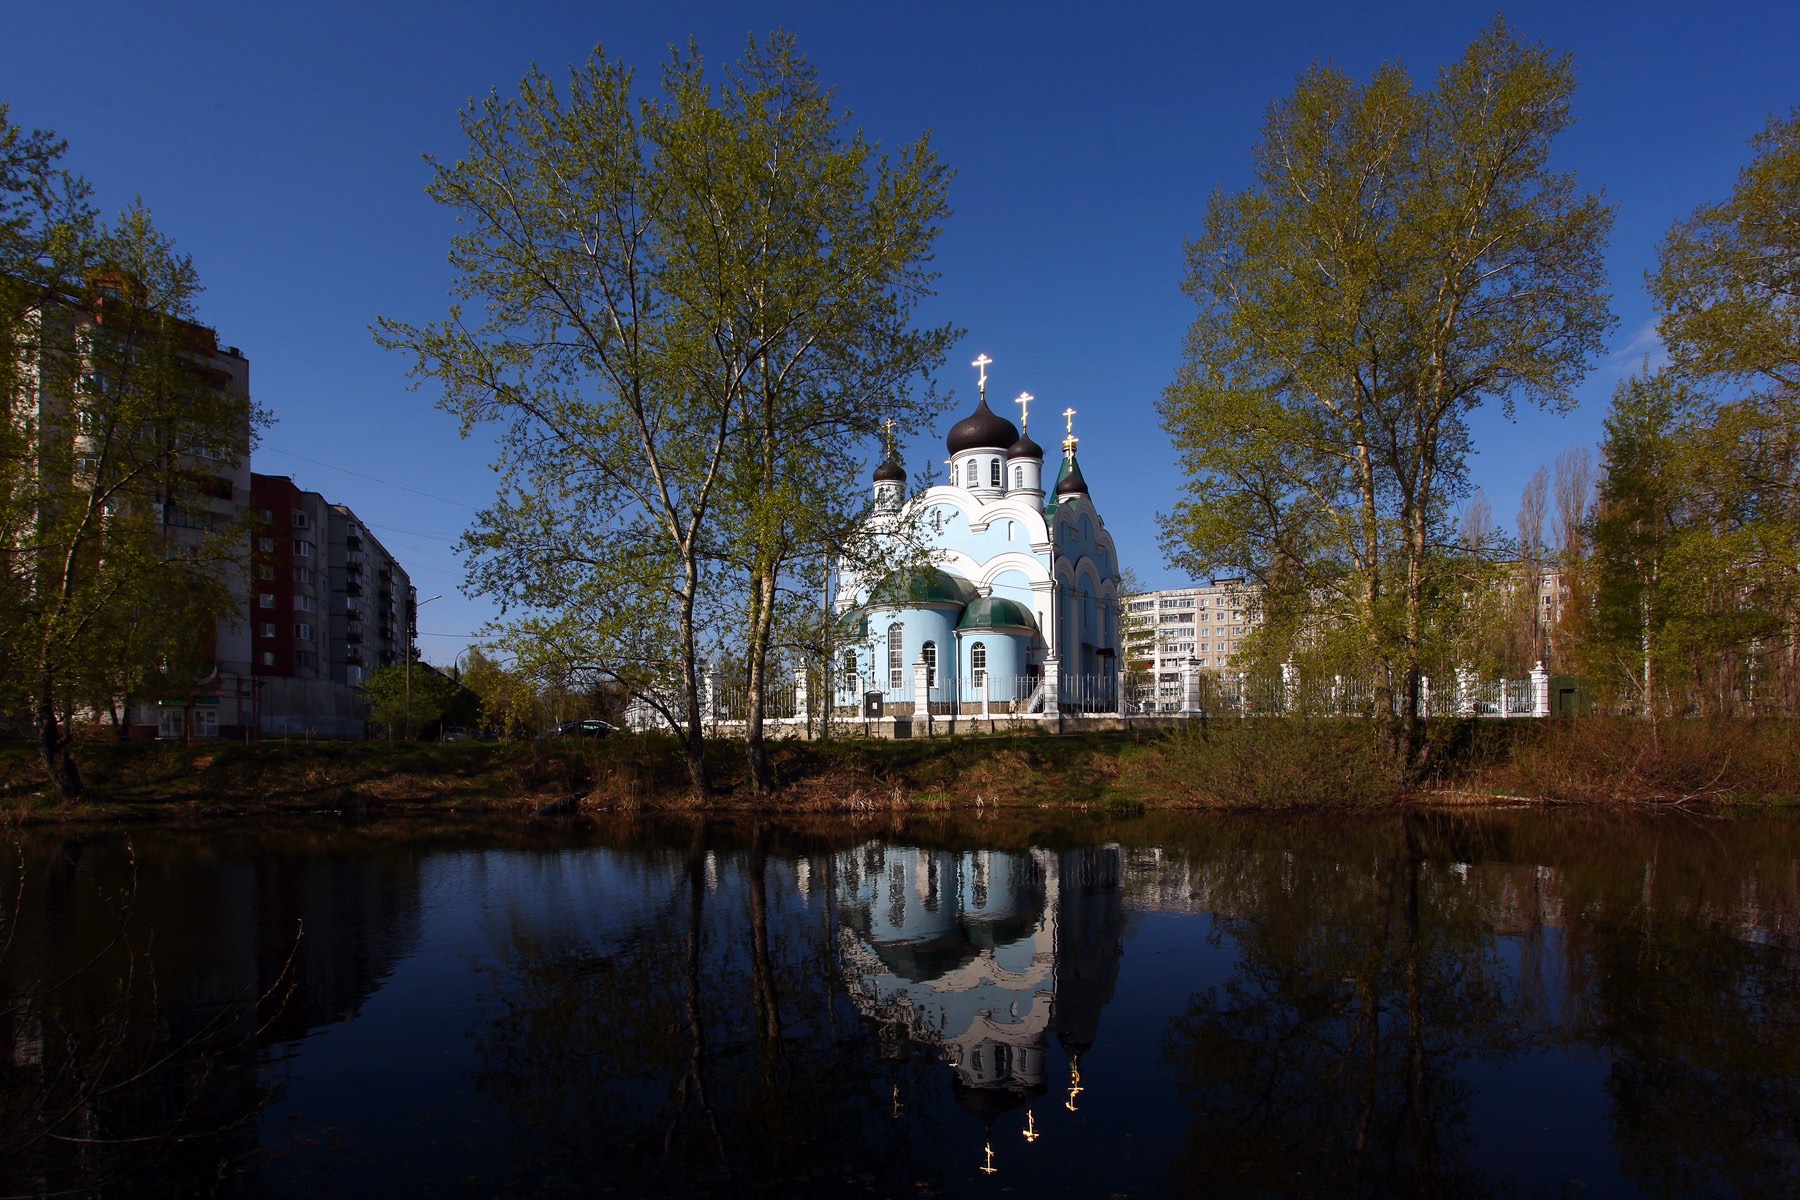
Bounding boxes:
835 355 1122 716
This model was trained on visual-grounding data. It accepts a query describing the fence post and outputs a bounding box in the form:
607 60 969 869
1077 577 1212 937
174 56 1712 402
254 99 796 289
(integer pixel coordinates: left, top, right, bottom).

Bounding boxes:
1042 656 1060 718
913 659 931 733
1238 671 1248 719
1456 666 1476 717
1282 660 1298 714
1420 674 1432 718
1498 678 1510 717
1182 656 1200 715
981 678 991 719
794 666 808 727
1531 661 1551 718
705 669 720 733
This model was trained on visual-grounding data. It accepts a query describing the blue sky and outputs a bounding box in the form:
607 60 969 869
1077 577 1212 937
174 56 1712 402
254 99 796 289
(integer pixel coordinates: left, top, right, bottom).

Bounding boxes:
4 1 1792 662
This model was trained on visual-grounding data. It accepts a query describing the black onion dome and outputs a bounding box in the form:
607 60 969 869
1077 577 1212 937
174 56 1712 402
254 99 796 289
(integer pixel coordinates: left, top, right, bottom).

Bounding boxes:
946 396 1020 454
1007 430 1043 460
1055 455 1089 496
873 457 906 483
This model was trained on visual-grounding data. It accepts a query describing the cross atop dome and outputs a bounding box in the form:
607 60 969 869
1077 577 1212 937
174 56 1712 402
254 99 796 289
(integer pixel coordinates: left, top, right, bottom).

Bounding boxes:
972 353 993 401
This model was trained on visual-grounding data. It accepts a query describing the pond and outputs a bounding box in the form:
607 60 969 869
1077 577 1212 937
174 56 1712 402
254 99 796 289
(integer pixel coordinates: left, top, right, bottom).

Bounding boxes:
2 810 1797 1197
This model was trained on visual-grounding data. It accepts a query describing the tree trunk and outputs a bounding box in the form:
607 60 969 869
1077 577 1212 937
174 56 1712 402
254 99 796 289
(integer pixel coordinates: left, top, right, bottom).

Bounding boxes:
677 569 712 797
742 569 779 796
37 684 83 800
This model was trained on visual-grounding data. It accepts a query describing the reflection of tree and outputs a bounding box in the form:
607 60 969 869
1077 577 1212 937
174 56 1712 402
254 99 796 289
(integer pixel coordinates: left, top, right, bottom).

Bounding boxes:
1550 825 1800 1199
1160 817 1523 1198
0 836 297 1194
470 824 947 1196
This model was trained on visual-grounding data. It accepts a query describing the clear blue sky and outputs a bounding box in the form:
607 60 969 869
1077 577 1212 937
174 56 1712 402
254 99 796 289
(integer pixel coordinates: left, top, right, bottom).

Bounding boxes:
4 1 1792 662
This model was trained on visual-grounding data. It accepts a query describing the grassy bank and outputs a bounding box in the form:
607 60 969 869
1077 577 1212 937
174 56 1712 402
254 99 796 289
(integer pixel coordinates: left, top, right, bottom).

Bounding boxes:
2 717 1796 822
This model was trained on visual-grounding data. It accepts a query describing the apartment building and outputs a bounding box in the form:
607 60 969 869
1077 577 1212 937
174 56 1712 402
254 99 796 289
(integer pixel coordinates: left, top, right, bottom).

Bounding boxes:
251 474 411 736
1123 579 1262 710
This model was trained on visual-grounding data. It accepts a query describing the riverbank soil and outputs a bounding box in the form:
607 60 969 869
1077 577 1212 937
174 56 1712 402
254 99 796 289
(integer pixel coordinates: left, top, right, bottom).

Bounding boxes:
1 718 1794 820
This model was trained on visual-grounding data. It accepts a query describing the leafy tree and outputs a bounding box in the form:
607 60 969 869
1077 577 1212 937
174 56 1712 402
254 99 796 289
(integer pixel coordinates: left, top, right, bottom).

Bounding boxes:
360 661 456 741
1159 20 1613 770
1596 108 1800 715
2 109 257 797
377 34 955 795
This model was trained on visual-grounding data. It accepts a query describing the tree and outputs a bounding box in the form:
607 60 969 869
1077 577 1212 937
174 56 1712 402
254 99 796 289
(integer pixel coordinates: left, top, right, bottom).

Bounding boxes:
1158 20 1613 770
376 35 955 795
360 661 456 741
1601 109 1800 715
2 108 257 798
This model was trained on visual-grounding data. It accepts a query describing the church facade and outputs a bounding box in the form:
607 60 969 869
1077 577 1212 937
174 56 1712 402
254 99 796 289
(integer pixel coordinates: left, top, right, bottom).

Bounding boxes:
834 357 1122 715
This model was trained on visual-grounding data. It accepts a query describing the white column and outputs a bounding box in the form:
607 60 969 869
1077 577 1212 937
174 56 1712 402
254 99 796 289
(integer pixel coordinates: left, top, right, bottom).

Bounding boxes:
1531 660 1551 718
1498 678 1511 717
1238 671 1249 718
1282 659 1298 714
705 669 720 732
794 666 808 724
912 658 930 728
1456 667 1476 717
1182 656 1201 714
1420 674 1432 718
1042 656 1060 717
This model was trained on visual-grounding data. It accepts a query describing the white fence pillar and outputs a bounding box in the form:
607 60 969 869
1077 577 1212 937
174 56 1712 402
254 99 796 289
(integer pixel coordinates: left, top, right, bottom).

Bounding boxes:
1042 656 1060 717
1282 660 1298 714
794 666 808 724
1531 661 1551 718
1420 675 1432 718
1182 656 1201 714
705 670 720 732
1456 666 1477 717
913 659 931 731
1238 671 1249 718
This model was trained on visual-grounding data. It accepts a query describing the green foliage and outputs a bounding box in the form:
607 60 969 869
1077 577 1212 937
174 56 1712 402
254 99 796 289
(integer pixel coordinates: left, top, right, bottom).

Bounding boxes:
361 663 457 740
376 34 957 792
1589 111 1800 715
1159 20 1613 756
1 108 260 798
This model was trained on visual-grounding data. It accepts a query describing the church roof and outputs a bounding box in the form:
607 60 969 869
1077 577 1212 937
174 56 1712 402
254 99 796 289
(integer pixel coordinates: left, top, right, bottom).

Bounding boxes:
872 566 978 609
1006 430 1043 460
957 596 1035 631
946 395 1019 454
1054 453 1089 497
872 456 906 484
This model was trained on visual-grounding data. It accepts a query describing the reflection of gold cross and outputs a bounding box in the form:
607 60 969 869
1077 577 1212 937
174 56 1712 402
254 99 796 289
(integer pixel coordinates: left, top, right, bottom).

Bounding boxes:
1062 406 1077 436
980 1139 998 1175
1065 1060 1083 1112
972 353 993 398
1023 1110 1040 1143
1016 391 1033 431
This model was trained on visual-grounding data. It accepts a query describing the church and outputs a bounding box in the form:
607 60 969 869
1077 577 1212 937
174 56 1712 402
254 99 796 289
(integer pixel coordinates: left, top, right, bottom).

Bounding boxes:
833 355 1122 716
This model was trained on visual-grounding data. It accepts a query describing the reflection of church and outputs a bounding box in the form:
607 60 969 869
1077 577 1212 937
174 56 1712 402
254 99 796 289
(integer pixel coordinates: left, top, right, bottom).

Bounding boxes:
835 842 1125 1165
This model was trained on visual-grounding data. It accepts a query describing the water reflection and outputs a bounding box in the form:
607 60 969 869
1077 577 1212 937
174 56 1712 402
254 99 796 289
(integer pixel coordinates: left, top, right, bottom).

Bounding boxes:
1 814 1797 1197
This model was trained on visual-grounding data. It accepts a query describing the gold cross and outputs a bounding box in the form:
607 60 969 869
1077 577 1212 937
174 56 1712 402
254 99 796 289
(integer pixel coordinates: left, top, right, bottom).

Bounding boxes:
1062 407 1077 436
882 418 896 458
1016 391 1033 430
971 353 993 398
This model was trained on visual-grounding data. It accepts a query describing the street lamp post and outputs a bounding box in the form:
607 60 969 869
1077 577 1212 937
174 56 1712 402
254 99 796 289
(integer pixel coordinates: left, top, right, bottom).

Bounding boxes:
405 593 442 741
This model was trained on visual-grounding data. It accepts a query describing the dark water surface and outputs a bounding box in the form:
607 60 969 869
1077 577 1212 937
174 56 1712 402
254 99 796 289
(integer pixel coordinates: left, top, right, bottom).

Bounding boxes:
3 810 1798 1198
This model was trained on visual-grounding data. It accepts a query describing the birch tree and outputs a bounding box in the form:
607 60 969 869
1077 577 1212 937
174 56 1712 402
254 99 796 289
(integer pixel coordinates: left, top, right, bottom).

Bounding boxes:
1159 20 1613 771
376 35 955 795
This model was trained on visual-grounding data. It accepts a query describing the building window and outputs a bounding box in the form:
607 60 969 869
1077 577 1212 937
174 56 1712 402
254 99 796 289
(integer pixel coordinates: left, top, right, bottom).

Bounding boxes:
964 459 977 488
258 593 275 609
888 623 905 691
259 623 276 638
971 642 987 689
295 650 316 669
922 641 937 688
258 564 274 580
842 650 857 692
294 594 315 613
295 623 313 641
293 540 313 558
989 459 1001 488
292 512 311 529
258 537 275 552
261 651 276 667
294 566 313 585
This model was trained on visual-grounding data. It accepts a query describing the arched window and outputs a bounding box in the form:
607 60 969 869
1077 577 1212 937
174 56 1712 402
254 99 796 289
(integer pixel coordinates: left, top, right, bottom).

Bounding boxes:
842 650 858 691
971 641 987 689
1013 465 1024 488
922 641 937 688
989 458 1001 488
887 623 905 691
964 459 977 488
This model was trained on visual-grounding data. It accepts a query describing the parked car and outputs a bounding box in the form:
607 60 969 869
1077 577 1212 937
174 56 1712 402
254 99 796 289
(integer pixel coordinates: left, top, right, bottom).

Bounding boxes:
539 719 616 740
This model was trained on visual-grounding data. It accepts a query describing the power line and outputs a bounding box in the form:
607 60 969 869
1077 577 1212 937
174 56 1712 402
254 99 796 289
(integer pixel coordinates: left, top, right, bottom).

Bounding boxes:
265 446 473 508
